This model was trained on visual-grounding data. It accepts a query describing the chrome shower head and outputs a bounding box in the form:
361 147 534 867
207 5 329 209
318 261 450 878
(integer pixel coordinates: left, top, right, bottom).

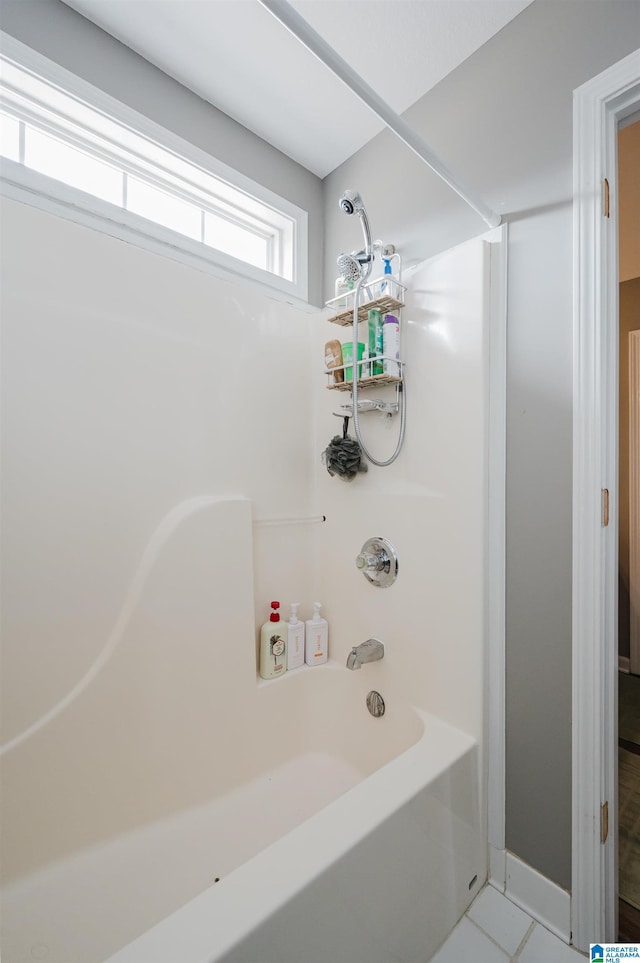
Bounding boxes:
337 253 362 284
338 190 364 216
338 189 373 281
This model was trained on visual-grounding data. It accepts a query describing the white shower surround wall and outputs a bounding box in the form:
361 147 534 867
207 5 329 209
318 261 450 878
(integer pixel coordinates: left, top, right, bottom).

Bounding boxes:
313 235 491 745
1 198 492 962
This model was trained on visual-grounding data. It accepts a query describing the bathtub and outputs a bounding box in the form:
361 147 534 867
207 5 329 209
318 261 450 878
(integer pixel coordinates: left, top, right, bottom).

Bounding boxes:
1 666 484 963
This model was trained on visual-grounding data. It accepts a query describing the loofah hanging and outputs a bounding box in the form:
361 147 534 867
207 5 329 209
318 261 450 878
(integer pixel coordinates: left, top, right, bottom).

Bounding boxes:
322 417 368 481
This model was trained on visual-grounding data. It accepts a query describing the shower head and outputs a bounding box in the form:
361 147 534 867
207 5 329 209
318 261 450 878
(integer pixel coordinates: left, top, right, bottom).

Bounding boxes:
338 189 373 281
338 190 364 216
336 253 362 284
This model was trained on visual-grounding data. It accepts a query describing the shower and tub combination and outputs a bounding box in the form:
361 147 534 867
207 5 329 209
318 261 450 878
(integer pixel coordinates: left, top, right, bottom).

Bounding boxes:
2 0 499 955
99 196 492 963
1 188 493 963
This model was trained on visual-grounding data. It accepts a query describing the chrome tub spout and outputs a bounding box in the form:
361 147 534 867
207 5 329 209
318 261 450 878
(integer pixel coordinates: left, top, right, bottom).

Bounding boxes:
346 638 384 670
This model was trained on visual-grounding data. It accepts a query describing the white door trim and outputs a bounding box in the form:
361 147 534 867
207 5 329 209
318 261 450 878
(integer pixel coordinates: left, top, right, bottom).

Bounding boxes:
572 47 640 952
486 224 508 870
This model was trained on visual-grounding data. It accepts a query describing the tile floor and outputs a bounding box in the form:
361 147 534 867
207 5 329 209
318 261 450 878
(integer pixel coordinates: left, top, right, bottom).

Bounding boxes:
428 884 587 962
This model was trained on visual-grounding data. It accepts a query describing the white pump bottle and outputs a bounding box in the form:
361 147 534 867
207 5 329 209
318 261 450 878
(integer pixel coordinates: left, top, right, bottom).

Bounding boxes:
305 602 328 666
287 603 305 670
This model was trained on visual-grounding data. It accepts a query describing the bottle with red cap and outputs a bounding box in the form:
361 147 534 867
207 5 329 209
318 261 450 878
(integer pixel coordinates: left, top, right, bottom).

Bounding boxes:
259 601 287 680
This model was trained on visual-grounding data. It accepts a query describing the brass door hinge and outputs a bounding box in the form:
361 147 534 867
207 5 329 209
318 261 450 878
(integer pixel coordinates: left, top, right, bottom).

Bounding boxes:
601 801 609 844
604 178 610 218
602 488 609 527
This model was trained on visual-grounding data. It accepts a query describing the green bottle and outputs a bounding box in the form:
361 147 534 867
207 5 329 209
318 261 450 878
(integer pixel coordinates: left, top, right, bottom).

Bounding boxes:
368 309 383 376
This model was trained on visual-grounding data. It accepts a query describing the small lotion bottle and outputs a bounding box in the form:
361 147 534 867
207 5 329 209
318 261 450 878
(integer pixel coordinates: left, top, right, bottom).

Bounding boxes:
286 602 305 670
259 601 287 679
305 602 328 666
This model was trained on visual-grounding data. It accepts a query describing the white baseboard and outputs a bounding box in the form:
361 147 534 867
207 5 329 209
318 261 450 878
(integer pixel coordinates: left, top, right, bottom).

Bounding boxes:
489 851 571 943
619 655 631 673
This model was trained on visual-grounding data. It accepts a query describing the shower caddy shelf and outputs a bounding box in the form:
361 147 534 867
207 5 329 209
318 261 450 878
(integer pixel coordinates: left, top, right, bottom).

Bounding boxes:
324 276 406 402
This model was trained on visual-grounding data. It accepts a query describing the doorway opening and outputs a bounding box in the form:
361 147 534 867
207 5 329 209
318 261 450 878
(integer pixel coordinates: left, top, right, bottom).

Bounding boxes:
617 115 640 942
572 47 640 953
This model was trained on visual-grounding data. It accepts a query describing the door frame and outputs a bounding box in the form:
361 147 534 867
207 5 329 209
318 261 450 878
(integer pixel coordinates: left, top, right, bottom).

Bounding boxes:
630 330 640 675
572 47 640 952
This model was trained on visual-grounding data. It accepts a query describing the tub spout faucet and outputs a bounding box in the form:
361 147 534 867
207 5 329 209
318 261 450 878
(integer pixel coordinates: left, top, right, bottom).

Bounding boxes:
346 638 384 670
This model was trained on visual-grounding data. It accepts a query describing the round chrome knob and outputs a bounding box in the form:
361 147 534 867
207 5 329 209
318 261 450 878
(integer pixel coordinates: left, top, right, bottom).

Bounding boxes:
355 551 385 572
355 537 398 587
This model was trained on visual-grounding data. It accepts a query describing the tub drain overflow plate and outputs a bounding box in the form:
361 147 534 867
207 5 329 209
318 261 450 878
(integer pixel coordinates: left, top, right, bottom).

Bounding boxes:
366 690 385 717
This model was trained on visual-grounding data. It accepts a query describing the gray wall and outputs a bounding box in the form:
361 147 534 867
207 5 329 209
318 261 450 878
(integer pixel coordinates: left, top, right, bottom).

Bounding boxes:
0 0 325 306
323 0 640 890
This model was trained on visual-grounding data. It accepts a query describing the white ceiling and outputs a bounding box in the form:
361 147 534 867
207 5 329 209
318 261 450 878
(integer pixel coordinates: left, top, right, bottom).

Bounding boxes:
61 0 533 178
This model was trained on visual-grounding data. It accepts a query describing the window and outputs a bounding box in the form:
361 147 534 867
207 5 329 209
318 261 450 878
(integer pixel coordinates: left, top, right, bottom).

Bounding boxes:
0 37 308 300
25 126 123 204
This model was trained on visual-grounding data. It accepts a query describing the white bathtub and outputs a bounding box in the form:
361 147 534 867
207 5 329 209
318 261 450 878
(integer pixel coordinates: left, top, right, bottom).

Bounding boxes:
1 666 484 963
107 667 483 963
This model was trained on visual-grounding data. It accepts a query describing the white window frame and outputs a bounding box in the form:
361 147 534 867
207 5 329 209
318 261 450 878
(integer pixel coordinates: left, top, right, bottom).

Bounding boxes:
0 33 309 302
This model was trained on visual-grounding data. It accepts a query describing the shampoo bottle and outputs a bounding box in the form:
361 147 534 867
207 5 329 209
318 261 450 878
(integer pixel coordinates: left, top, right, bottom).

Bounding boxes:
259 601 287 680
286 602 305 670
305 602 328 666
383 314 401 377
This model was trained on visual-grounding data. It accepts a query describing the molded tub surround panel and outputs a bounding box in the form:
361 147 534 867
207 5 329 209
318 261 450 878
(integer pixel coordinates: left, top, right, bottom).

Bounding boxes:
0 195 317 882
